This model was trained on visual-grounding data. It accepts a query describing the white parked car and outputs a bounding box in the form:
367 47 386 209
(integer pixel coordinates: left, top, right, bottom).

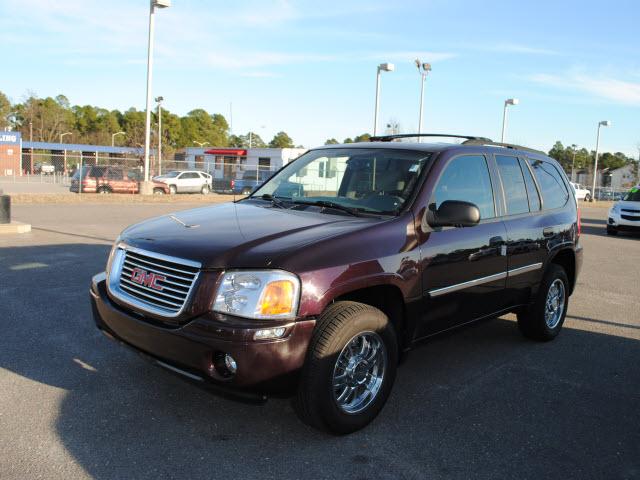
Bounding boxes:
607 186 640 236
570 182 592 202
153 170 212 194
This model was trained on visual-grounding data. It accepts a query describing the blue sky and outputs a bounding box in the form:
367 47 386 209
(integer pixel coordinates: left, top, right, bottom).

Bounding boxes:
1 0 639 155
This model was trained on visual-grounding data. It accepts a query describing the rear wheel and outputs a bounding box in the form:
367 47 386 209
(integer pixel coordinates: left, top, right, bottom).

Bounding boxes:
517 264 568 341
201 185 210 195
169 185 177 195
584 193 592 202
294 301 397 434
97 186 111 194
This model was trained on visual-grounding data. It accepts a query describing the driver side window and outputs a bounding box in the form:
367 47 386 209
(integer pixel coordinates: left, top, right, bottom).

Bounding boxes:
432 155 495 220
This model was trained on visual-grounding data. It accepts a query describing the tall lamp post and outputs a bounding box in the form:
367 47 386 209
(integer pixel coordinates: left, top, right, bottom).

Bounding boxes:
111 131 125 147
142 0 171 194
501 98 519 143
60 132 72 173
591 120 611 202
373 62 394 136
155 96 164 175
414 59 432 140
193 140 207 147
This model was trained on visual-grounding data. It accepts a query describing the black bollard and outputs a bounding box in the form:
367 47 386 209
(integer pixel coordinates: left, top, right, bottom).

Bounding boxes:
0 194 10 224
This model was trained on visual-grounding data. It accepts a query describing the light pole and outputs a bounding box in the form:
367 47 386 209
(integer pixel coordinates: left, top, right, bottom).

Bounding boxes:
155 96 163 175
193 141 207 147
373 62 394 136
591 120 611 201
415 59 432 140
501 98 519 143
60 132 72 174
111 131 125 147
142 0 171 194
570 144 579 182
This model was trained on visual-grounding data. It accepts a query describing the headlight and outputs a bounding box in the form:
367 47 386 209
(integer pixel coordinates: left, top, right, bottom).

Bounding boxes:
212 270 300 320
105 236 122 279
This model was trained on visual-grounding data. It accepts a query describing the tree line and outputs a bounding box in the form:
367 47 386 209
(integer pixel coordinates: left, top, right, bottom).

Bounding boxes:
0 91 300 157
547 141 637 175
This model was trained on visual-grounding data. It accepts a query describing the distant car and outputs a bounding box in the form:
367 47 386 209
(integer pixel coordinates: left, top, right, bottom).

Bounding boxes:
34 163 55 175
153 170 212 194
70 166 169 195
570 182 592 201
231 170 272 195
607 186 640 235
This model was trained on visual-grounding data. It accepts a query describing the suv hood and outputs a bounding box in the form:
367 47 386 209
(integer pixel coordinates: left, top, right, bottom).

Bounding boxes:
617 200 640 210
120 202 377 269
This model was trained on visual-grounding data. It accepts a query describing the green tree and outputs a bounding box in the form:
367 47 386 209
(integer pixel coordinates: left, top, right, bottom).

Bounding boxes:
229 131 266 148
324 138 339 145
0 91 12 130
343 137 354 144
122 108 147 147
16 94 74 142
353 133 371 143
178 109 229 147
269 131 294 148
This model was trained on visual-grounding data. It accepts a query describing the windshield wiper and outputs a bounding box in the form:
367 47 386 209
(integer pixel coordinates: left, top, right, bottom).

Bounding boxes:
292 200 362 217
260 194 288 209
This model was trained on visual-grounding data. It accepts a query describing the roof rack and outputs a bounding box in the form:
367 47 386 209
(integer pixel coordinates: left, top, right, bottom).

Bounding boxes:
461 138 545 155
369 133 492 143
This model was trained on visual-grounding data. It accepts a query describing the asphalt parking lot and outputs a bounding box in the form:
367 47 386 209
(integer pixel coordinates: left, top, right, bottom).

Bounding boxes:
1 203 638 480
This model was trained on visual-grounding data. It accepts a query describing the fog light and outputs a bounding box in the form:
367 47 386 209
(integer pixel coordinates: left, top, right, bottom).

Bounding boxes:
254 327 286 340
224 354 237 374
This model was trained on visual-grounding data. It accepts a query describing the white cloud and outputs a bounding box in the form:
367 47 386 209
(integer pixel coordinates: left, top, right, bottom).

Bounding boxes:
486 43 560 55
530 72 640 106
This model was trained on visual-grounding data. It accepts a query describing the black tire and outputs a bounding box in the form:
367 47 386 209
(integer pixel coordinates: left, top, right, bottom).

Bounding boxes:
294 301 398 434
153 188 165 195
584 194 591 202
201 185 210 195
517 264 569 341
169 185 177 195
97 186 111 194
606 225 618 236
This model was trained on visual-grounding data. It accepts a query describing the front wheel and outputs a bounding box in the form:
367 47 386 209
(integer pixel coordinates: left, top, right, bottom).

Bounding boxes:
517 264 569 341
584 194 592 202
606 225 618 236
169 185 177 195
294 301 397 434
153 188 165 195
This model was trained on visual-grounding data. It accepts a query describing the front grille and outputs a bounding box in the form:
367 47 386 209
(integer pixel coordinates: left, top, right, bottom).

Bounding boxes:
621 209 640 214
109 245 200 317
621 215 640 222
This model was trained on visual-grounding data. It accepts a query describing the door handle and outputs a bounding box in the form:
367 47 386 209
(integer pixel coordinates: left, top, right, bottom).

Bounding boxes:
543 228 554 238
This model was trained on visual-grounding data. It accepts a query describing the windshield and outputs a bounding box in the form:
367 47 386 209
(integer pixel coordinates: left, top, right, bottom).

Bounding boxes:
252 148 431 214
162 171 180 178
623 187 640 202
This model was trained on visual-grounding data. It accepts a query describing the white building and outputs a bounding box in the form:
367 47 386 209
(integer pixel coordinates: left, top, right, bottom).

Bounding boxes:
181 147 306 181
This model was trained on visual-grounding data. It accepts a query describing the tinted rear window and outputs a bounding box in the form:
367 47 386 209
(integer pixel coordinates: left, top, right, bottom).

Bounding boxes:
527 159 569 210
496 155 529 215
520 158 541 211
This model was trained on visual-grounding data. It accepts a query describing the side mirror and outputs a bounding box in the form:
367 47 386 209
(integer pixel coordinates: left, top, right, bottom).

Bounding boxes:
426 200 481 228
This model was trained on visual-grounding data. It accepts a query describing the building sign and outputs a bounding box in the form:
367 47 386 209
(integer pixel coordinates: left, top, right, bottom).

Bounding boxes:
0 132 21 145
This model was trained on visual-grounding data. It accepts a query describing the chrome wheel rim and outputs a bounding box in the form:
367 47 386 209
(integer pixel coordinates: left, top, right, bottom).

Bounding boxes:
545 279 565 329
332 331 387 414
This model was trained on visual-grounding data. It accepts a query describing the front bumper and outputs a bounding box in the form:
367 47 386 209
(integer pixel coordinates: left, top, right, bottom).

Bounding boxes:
90 273 315 397
608 213 640 231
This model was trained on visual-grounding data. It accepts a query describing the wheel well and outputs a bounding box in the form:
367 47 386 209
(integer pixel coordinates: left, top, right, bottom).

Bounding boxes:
335 285 408 354
551 249 576 294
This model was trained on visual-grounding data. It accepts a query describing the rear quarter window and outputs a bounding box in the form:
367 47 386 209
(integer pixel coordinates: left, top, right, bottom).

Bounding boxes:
527 159 569 210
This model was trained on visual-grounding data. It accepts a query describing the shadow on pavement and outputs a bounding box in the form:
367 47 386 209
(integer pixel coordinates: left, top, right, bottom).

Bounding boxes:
1 243 639 479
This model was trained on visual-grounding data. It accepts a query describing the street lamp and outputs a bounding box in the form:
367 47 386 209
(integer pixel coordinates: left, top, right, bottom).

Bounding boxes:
591 120 611 201
193 140 207 147
142 0 171 194
373 62 394 136
111 131 125 147
501 98 519 143
155 96 164 175
415 59 432 140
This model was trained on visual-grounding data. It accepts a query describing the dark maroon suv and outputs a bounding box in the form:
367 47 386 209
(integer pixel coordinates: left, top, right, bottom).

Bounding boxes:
90 134 583 434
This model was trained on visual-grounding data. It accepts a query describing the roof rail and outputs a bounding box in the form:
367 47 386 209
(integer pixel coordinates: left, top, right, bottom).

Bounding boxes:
369 133 493 143
461 139 545 155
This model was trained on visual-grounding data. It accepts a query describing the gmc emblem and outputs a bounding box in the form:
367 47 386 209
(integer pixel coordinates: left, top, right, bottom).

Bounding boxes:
130 267 166 291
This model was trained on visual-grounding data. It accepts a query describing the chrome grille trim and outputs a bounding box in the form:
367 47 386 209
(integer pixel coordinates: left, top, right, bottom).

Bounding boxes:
107 243 201 318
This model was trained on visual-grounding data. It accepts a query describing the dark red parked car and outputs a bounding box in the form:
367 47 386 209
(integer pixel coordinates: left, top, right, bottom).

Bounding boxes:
90 134 583 433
